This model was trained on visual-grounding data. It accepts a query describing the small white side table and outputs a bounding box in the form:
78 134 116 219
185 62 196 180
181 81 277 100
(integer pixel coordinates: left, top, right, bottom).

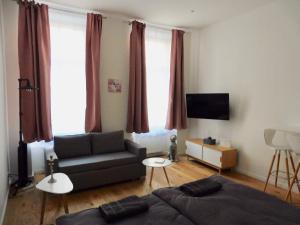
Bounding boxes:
36 173 73 225
142 157 172 186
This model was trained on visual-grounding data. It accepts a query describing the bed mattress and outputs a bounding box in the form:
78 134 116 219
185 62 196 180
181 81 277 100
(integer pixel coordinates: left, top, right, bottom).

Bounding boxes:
56 176 300 225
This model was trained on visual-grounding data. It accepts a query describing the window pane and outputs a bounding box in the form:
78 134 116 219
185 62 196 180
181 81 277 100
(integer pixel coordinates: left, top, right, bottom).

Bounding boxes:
145 26 172 133
133 27 175 154
49 9 86 135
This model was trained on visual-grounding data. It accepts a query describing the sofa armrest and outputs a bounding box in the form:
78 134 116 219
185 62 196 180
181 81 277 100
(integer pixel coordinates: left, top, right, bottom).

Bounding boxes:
125 139 146 161
44 144 59 175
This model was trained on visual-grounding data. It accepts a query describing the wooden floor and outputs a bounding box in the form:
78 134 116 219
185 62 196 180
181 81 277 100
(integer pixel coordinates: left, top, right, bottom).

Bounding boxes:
4 157 300 225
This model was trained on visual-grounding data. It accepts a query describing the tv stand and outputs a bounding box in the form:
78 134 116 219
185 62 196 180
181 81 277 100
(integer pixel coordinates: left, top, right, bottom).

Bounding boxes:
185 138 237 174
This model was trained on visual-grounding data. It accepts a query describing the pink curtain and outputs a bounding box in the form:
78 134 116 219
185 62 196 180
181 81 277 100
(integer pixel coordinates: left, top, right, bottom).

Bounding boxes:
18 0 52 143
165 30 187 130
126 21 149 133
85 13 102 132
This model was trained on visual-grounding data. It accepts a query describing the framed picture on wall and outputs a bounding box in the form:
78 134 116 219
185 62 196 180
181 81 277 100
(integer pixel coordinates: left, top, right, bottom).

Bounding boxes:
108 79 122 93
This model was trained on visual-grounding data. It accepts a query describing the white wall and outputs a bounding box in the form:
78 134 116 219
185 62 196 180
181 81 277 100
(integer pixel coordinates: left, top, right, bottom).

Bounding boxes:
3 0 19 175
0 0 9 222
100 18 130 133
188 0 300 182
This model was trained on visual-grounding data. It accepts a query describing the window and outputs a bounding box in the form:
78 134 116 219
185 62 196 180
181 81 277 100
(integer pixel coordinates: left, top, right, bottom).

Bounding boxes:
145 26 172 134
49 9 86 135
133 26 175 154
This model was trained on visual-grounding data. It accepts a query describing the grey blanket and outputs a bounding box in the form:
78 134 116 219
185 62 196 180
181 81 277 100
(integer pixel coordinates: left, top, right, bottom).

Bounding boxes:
56 176 300 225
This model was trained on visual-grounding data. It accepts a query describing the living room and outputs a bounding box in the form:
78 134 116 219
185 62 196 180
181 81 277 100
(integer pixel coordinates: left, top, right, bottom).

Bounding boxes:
0 0 300 224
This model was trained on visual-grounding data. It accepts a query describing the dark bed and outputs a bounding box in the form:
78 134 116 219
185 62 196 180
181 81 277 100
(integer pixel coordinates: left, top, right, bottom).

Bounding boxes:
56 176 300 225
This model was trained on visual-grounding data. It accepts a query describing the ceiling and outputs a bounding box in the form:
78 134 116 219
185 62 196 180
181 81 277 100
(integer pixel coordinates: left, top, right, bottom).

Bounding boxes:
46 0 274 28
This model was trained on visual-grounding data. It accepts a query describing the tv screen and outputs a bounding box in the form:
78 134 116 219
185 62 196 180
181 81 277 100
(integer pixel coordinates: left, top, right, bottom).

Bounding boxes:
186 93 229 120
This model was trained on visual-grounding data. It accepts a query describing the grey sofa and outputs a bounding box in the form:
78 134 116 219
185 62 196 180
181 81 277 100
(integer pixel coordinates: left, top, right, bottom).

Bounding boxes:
44 130 146 191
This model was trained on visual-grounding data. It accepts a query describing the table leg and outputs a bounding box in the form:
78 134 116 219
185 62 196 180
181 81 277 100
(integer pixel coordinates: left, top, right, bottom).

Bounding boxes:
62 194 69 214
163 167 170 186
149 167 154 186
40 192 46 225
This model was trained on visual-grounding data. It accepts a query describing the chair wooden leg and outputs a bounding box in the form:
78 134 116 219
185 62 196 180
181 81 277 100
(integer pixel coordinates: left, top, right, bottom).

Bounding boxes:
264 150 277 192
286 162 300 200
288 151 300 193
285 151 292 202
275 151 281 187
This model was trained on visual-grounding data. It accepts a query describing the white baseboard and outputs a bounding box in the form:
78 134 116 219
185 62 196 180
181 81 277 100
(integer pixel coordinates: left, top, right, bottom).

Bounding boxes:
235 168 266 182
236 168 298 193
0 188 9 225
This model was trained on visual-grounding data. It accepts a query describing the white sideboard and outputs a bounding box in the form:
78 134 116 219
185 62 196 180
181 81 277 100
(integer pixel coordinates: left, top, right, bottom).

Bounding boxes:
185 138 237 173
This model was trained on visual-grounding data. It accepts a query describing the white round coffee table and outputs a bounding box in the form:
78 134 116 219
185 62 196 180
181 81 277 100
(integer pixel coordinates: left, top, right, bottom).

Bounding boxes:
142 157 172 186
36 173 73 225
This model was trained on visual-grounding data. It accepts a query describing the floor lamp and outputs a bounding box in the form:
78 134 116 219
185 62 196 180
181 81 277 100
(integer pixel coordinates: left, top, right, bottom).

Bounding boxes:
17 78 38 188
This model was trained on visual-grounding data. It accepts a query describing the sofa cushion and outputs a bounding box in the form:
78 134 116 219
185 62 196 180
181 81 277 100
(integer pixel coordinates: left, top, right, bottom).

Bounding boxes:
58 152 138 174
91 131 125 154
54 134 91 159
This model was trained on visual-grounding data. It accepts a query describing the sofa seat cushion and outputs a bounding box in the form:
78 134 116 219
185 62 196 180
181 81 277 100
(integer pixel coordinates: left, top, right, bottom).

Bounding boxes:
58 152 138 174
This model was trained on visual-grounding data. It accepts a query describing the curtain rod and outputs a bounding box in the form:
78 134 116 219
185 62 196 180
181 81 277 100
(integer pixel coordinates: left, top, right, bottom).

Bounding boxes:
127 20 189 32
11 0 107 18
11 0 190 32
39 0 108 18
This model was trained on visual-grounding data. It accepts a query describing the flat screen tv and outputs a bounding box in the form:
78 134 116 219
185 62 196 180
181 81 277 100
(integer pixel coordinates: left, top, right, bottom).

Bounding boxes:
186 93 229 120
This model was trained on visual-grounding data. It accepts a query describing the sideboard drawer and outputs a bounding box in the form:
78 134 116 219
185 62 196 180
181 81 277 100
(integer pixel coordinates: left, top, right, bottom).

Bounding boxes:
186 141 203 160
202 146 222 167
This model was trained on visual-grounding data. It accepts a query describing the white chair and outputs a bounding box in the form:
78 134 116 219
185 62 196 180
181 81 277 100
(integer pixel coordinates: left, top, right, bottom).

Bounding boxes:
263 129 293 192
285 132 300 200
